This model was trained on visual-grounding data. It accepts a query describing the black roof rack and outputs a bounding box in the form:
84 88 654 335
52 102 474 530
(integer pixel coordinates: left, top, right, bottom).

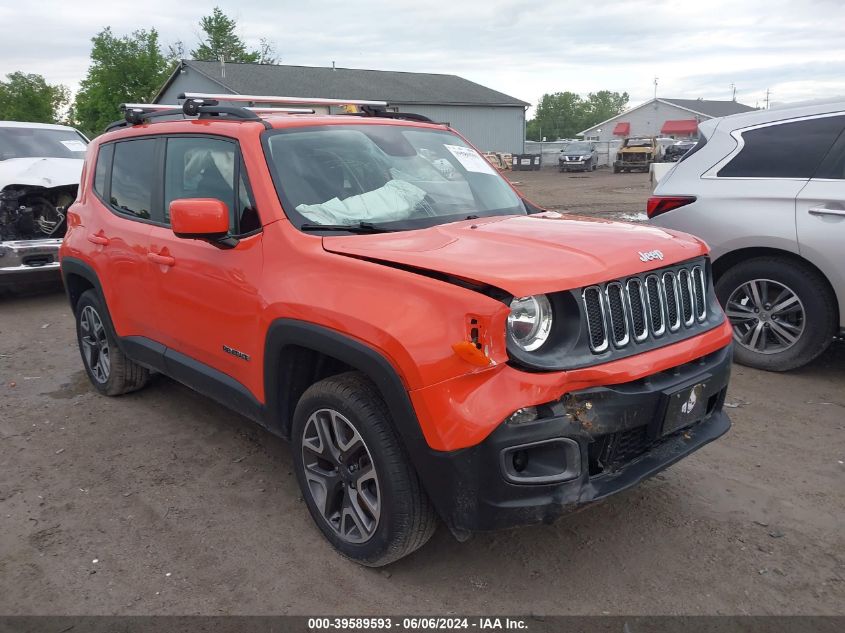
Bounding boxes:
104 93 434 133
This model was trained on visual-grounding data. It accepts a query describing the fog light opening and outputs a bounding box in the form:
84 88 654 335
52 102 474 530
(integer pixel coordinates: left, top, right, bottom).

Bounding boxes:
506 406 539 425
512 450 529 473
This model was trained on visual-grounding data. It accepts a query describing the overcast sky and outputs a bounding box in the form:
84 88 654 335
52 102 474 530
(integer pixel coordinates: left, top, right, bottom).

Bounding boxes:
2 0 844 112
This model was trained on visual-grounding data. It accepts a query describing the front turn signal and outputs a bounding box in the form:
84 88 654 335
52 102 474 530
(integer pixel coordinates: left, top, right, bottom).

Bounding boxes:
452 341 492 367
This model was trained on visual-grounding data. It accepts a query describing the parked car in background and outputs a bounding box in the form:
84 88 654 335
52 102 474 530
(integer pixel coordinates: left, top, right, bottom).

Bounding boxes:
558 141 598 172
613 137 660 173
663 140 697 162
649 99 845 371
0 121 87 287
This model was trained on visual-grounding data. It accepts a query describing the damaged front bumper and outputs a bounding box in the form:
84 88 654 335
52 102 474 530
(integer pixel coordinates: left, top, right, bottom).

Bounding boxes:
0 238 62 281
418 344 732 534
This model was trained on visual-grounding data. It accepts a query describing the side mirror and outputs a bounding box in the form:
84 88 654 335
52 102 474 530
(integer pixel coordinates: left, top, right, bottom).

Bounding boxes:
170 198 229 240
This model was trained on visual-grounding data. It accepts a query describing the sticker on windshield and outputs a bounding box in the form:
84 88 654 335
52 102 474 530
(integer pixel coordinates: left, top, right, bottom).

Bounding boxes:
444 144 497 175
60 140 87 152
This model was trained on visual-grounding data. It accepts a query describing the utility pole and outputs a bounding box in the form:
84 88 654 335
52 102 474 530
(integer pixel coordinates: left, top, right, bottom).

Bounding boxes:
730 83 736 101
653 77 659 100
765 88 771 109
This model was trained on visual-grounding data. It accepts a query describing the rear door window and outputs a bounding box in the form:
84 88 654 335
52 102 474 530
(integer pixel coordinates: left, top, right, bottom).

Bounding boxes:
718 115 845 178
110 139 158 219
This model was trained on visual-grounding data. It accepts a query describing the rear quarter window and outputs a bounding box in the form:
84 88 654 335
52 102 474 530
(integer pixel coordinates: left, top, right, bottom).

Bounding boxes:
718 115 845 178
93 144 113 197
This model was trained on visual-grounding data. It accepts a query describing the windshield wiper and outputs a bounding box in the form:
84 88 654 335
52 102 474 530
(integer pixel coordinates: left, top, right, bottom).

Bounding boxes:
299 221 396 234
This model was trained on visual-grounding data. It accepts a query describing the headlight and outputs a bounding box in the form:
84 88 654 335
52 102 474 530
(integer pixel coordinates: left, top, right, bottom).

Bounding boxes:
507 295 553 352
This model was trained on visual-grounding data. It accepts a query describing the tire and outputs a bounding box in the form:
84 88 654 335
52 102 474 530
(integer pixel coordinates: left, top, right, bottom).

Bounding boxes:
75 289 150 396
292 371 437 566
592 161 597 171
613 165 620 173
715 257 837 371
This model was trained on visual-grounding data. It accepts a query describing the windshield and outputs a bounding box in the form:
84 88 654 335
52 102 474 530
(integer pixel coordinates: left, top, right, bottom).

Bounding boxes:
0 127 87 161
564 143 592 153
262 125 525 230
625 139 652 147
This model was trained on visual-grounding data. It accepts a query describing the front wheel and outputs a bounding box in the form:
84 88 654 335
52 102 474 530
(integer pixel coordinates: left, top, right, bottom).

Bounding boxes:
715 257 837 371
292 372 437 566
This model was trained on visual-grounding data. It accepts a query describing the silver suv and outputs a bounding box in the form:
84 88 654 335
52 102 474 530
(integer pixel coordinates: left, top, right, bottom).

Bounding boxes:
649 100 844 371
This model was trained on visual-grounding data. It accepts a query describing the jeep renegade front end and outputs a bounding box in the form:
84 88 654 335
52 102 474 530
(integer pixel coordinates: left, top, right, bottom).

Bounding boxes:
60 95 733 566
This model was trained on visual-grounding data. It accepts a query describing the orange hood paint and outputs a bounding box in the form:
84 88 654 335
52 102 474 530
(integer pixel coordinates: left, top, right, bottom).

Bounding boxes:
323 212 708 296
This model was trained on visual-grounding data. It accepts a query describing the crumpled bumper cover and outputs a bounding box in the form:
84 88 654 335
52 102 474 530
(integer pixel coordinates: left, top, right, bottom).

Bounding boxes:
417 343 733 533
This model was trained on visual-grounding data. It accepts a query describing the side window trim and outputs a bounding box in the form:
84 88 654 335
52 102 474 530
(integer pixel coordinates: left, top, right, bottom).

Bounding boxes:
92 142 114 205
234 151 262 237
703 111 845 180
813 126 845 180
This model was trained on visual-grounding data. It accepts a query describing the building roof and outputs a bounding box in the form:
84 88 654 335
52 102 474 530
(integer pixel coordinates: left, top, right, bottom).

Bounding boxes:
578 97 756 136
660 98 756 118
156 60 529 107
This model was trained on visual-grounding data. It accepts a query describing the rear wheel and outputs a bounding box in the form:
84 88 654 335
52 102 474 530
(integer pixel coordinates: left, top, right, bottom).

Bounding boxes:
716 257 837 371
292 372 437 566
75 290 150 395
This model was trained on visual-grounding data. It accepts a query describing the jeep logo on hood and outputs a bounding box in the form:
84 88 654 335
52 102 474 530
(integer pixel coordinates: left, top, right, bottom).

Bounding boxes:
638 249 664 262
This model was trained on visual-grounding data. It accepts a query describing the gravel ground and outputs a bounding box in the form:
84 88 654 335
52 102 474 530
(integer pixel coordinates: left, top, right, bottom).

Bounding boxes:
507 167 651 221
1 171 843 615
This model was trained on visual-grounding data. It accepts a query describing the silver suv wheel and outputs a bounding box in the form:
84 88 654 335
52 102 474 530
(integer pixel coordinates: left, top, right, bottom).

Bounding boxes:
725 278 805 354
300 408 381 544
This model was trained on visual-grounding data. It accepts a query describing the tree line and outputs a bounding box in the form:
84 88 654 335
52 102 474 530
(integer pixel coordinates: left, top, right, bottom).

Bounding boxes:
0 7 276 137
526 91 630 141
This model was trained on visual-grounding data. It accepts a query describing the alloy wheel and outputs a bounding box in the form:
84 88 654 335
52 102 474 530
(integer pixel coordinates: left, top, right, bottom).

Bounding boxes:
79 305 110 383
300 408 381 544
725 278 805 354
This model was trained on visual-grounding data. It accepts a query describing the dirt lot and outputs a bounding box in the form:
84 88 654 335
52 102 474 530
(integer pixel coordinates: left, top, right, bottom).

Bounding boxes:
507 167 652 221
1 170 843 616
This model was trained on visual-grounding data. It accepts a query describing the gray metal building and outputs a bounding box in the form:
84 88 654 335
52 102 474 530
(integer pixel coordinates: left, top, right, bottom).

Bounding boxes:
154 60 528 153
578 98 755 142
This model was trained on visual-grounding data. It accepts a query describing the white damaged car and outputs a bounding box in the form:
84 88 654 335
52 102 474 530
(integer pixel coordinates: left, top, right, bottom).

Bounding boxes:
0 121 87 287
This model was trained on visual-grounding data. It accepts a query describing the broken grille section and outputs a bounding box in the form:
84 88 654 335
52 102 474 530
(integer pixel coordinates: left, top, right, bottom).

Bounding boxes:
583 263 708 353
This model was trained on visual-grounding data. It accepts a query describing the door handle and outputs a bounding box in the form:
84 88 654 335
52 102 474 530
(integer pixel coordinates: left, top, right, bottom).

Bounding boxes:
147 252 176 267
808 206 845 217
87 233 110 246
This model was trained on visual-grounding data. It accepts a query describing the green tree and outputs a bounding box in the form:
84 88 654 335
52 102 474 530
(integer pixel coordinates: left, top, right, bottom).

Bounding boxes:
191 7 261 63
73 27 172 136
526 90 629 141
526 91 585 141
582 90 629 127
0 72 68 123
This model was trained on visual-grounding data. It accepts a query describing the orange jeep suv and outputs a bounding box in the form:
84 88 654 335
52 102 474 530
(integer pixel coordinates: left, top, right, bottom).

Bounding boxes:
60 94 734 566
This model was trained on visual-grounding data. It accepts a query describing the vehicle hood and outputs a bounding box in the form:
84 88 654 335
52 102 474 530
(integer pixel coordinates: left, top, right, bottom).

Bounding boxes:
619 147 654 153
0 157 83 189
322 212 708 296
561 151 591 157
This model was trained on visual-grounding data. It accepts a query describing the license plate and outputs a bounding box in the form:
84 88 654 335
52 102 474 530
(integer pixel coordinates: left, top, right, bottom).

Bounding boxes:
662 381 708 436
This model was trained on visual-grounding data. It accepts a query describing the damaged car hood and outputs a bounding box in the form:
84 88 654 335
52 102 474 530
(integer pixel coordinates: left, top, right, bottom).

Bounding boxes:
0 157 83 189
323 213 709 296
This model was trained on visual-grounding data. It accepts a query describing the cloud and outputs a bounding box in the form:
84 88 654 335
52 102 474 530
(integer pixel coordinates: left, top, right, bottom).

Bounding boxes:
1 0 844 112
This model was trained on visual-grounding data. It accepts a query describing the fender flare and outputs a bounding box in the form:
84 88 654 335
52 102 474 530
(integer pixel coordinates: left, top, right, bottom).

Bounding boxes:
264 319 422 439
262 319 450 509
60 257 126 352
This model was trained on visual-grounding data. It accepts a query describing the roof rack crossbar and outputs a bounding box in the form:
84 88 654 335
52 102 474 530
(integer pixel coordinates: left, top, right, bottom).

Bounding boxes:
179 92 388 108
245 106 316 114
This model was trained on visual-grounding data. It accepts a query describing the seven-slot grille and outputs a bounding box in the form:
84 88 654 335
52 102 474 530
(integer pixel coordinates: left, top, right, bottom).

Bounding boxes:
582 263 707 353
